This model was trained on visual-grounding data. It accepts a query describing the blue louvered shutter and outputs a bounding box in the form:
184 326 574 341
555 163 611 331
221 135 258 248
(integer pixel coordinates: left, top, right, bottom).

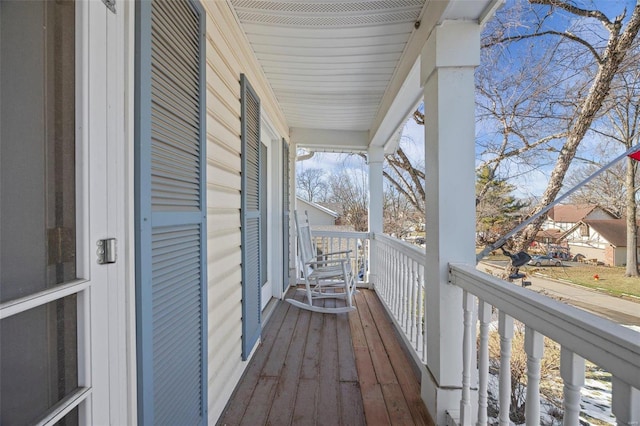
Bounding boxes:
241 74 261 360
282 140 290 292
135 0 207 425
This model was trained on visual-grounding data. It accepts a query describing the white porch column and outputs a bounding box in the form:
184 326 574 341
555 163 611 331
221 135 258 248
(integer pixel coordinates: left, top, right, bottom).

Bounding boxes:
420 21 480 424
367 146 384 285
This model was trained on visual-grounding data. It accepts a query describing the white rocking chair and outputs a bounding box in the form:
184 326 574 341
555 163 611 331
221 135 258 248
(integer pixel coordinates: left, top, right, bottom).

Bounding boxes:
286 210 357 314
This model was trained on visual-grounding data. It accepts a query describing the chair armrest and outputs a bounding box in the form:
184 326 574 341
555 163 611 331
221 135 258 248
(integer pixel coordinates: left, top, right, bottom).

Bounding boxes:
319 249 352 257
306 258 350 267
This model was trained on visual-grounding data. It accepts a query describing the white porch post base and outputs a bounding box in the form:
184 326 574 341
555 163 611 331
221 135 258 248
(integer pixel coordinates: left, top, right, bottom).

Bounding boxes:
422 369 478 425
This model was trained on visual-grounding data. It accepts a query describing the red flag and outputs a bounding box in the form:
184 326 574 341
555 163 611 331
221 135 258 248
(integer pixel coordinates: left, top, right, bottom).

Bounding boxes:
629 150 640 161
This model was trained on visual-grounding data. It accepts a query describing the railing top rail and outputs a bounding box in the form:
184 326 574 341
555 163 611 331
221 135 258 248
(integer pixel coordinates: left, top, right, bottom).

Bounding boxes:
373 232 426 263
313 230 371 239
450 263 640 389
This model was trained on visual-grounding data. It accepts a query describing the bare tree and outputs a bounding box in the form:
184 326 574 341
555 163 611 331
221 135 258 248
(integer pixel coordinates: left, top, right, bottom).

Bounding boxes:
590 55 640 275
383 143 425 213
358 138 426 214
476 12 571 201
383 184 423 238
566 160 627 216
512 1 640 254
327 169 368 232
296 167 328 202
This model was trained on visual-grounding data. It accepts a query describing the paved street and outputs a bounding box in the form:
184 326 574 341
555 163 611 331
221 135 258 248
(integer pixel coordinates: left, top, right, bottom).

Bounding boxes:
480 261 640 327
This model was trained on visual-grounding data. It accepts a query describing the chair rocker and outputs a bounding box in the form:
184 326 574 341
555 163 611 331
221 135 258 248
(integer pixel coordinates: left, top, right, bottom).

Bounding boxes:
286 210 357 314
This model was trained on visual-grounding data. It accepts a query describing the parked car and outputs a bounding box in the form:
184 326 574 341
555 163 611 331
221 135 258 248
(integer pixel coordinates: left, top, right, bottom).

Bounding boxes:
528 255 562 267
549 251 570 260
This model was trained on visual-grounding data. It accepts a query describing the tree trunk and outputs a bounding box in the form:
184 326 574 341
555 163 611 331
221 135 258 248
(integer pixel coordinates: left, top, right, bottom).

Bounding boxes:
625 156 638 276
515 2 640 252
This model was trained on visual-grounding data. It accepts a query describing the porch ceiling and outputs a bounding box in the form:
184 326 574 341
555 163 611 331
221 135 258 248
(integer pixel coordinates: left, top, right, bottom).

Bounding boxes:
230 0 498 152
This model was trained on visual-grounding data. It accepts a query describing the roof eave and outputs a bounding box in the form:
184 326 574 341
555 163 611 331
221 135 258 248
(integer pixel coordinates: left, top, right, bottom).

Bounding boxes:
368 0 500 153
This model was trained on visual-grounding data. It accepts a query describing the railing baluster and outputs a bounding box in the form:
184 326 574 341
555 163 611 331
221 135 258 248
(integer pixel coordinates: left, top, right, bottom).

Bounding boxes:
395 253 401 319
403 254 409 329
391 252 397 316
398 253 404 323
461 291 475 426
378 242 384 293
385 244 390 299
417 264 424 357
477 299 491 426
524 327 543 426
410 260 416 343
612 377 640 426
396 253 404 326
382 243 388 296
498 312 514 426
352 237 358 282
407 257 412 331
560 348 585 425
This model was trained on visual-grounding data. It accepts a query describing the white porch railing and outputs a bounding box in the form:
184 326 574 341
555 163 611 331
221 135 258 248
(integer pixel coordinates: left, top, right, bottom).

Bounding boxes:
450 263 640 426
311 230 371 286
372 233 427 365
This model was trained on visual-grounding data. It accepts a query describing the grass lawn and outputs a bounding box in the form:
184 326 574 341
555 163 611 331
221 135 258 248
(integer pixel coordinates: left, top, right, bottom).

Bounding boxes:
524 263 640 298
478 248 640 298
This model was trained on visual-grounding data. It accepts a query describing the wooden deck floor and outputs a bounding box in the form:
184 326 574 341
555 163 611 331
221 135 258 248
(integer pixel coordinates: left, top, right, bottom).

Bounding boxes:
217 288 434 426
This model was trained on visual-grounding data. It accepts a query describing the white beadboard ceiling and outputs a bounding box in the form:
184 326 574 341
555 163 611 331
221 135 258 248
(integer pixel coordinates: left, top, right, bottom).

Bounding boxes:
230 0 497 150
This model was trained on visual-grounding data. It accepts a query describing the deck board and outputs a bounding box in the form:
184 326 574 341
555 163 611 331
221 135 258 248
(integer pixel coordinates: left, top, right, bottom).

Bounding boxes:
217 288 434 426
339 382 366 426
354 291 398 385
363 291 433 424
318 309 340 426
218 299 291 423
291 378 318 425
267 294 311 425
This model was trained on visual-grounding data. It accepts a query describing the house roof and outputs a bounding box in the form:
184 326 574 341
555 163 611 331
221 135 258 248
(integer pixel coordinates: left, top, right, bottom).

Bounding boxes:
536 228 563 241
229 0 498 152
317 202 344 217
547 204 597 223
584 219 640 248
296 197 339 218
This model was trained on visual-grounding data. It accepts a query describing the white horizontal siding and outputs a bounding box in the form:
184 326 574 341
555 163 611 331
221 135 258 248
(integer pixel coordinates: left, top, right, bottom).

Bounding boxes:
203 1 289 422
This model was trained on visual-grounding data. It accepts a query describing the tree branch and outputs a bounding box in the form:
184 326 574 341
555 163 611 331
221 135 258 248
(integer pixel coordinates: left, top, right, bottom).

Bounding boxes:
483 30 603 64
481 132 568 166
530 0 614 28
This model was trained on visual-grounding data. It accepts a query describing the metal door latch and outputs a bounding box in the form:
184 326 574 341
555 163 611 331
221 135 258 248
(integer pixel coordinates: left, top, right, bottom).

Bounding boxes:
97 238 117 264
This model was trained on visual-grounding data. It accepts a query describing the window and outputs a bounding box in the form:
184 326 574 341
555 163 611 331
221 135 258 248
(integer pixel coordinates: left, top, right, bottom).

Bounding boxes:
580 224 590 237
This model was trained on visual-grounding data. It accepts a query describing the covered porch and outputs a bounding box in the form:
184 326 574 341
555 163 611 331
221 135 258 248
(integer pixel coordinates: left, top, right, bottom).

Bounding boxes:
220 0 640 422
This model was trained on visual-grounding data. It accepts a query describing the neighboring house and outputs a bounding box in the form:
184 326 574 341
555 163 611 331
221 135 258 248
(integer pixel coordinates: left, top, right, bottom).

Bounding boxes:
541 204 619 262
317 201 347 225
543 204 618 232
296 197 339 227
563 219 640 266
2 2 637 426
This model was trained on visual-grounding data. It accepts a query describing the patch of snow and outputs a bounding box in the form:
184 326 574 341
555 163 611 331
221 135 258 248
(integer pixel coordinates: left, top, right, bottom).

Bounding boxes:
483 368 615 425
580 376 614 425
